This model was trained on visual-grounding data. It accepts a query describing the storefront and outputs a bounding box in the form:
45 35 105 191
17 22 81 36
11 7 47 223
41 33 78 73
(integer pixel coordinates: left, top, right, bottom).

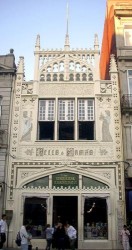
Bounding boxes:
12 168 118 249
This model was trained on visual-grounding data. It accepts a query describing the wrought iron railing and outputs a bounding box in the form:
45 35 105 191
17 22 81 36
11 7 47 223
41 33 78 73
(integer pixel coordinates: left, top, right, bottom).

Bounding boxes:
121 94 132 109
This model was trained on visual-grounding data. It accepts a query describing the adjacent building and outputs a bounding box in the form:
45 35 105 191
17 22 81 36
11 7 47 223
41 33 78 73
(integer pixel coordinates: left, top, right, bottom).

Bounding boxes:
0 50 16 216
5 22 124 249
100 0 132 225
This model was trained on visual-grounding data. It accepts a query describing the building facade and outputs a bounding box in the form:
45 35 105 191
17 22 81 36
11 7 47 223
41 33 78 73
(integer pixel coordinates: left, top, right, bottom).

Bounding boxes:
100 0 132 225
0 50 16 216
5 30 125 249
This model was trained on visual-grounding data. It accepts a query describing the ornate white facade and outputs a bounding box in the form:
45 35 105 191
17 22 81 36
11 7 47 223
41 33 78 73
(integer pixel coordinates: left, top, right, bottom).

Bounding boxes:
6 31 124 249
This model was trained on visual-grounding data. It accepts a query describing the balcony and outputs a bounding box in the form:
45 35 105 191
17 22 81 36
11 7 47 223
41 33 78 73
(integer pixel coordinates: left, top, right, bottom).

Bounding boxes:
121 94 132 114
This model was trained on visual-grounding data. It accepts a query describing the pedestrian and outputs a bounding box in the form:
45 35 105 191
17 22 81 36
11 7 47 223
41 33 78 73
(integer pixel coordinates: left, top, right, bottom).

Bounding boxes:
0 214 7 250
52 222 59 249
54 222 66 250
66 223 77 250
45 224 54 250
120 225 130 250
26 225 32 250
20 224 31 250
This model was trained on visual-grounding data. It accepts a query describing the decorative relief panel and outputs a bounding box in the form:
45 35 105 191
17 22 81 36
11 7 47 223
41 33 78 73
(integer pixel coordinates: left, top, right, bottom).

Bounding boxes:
99 110 113 142
39 51 95 82
22 82 33 94
18 143 114 161
100 81 112 94
39 84 94 97
112 76 122 156
111 72 123 201
20 171 39 179
96 96 112 108
20 111 33 142
11 79 23 157
21 97 37 107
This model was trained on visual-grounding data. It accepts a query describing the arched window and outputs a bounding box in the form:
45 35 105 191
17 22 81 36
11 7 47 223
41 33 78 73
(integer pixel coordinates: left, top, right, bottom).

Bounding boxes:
40 74 45 81
82 73 87 81
88 73 93 81
76 73 80 81
53 63 58 72
69 74 74 81
47 74 51 81
53 74 57 81
59 74 64 81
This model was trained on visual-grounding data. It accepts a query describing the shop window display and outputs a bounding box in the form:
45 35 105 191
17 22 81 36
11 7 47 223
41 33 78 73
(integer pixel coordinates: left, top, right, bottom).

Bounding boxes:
23 197 47 238
84 197 108 240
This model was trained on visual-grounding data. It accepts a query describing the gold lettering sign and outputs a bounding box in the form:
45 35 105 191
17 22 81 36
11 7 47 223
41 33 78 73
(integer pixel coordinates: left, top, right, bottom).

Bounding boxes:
52 172 79 188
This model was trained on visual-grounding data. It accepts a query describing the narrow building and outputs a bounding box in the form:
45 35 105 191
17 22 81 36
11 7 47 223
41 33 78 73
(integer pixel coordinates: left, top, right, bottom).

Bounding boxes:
0 50 16 216
6 18 124 249
100 0 132 226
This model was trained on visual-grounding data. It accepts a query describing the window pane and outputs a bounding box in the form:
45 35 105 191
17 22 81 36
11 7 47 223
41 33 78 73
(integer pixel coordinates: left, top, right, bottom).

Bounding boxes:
127 71 132 94
39 100 55 121
58 100 74 121
78 121 94 140
84 197 108 240
39 100 46 120
78 100 85 120
78 99 94 121
23 176 49 188
124 29 132 46
129 79 132 94
87 100 94 120
68 100 74 120
59 121 74 140
0 96 2 117
38 121 54 140
128 70 132 76
59 100 65 120
48 100 55 120
23 198 47 238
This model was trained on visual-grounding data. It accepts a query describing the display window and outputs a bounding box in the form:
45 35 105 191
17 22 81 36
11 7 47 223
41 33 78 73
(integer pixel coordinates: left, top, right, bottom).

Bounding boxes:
84 197 108 240
23 197 47 238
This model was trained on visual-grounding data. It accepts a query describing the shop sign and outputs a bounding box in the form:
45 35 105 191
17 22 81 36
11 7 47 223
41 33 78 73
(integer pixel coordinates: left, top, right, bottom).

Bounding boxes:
52 172 79 188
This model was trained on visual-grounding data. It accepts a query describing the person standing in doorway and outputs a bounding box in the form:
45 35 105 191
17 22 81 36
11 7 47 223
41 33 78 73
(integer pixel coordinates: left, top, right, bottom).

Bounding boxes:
54 223 66 250
120 225 130 250
66 223 77 250
0 214 7 250
45 224 54 250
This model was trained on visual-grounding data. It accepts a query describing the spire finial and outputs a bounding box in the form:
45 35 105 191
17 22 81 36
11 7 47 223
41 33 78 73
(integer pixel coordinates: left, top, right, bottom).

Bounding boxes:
17 56 25 78
35 34 40 51
64 2 70 51
94 34 99 50
109 54 118 73
66 2 69 35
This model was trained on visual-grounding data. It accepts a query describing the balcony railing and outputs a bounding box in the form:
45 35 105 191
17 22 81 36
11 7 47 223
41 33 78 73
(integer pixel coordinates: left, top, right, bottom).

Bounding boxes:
121 94 132 111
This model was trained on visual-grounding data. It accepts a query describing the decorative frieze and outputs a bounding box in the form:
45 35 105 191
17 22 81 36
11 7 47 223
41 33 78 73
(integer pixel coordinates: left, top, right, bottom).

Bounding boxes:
18 144 114 161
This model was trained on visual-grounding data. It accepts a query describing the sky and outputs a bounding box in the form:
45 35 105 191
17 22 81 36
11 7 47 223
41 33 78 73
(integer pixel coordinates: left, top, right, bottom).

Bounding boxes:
1 0 107 80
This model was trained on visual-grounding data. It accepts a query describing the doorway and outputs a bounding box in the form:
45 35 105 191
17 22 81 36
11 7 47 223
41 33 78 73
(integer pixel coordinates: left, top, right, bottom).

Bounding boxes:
53 196 78 229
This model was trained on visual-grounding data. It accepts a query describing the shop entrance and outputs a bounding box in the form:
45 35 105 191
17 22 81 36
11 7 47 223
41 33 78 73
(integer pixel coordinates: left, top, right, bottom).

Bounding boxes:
53 196 78 229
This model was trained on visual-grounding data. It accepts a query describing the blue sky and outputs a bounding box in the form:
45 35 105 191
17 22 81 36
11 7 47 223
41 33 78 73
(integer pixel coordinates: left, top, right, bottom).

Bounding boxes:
1 0 106 80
